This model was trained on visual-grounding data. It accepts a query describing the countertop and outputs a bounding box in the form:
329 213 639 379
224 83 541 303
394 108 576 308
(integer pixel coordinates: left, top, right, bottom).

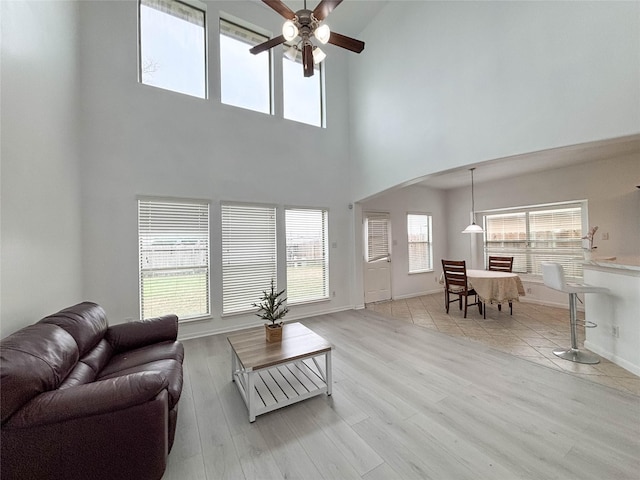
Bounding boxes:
582 256 640 272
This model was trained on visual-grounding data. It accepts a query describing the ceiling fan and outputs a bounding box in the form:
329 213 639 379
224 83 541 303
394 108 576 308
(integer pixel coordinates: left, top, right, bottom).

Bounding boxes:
249 0 365 77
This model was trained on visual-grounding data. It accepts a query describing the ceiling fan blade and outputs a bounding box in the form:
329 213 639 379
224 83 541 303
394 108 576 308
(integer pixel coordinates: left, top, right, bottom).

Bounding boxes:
328 31 365 53
312 0 343 22
302 44 314 77
249 34 287 55
262 0 296 20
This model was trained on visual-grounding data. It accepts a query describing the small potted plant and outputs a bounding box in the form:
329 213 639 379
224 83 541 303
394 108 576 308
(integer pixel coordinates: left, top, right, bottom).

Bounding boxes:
582 225 598 260
253 279 289 342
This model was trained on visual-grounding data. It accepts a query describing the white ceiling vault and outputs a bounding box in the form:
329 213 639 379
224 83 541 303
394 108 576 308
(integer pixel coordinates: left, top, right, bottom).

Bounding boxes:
412 134 640 190
256 0 388 36
255 1 639 192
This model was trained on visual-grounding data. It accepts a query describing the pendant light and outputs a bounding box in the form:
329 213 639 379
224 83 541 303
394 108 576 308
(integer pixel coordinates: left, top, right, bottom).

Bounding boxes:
462 168 484 234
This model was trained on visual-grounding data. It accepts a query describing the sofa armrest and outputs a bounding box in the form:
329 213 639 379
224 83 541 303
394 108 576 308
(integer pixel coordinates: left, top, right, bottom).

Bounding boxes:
5 371 168 428
105 314 178 352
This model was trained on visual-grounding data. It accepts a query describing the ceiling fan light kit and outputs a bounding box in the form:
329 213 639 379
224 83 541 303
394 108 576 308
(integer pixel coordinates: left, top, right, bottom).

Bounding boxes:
250 0 365 77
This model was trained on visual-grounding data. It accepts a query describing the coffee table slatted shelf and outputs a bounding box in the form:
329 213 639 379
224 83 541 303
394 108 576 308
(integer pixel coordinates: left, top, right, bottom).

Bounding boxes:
228 323 332 422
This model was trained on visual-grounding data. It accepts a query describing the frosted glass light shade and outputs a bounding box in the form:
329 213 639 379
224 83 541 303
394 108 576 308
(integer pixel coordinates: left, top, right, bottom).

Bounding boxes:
282 20 298 41
284 44 298 61
314 24 330 44
462 223 484 234
312 47 326 64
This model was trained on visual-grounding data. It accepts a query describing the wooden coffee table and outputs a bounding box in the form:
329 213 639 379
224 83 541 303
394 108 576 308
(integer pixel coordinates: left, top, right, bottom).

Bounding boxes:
227 322 333 422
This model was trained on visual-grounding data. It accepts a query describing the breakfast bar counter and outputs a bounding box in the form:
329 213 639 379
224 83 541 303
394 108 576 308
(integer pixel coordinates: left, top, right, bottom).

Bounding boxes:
582 256 640 376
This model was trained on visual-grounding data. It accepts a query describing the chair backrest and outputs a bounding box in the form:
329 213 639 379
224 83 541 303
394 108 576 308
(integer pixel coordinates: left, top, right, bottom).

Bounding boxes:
488 256 514 272
541 262 567 292
441 259 468 290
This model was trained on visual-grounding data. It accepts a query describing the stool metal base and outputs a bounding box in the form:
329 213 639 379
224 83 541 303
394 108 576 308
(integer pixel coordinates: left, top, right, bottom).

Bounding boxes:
553 347 600 364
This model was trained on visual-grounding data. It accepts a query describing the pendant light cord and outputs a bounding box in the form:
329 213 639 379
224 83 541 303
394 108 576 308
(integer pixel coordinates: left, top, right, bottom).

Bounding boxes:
470 168 476 221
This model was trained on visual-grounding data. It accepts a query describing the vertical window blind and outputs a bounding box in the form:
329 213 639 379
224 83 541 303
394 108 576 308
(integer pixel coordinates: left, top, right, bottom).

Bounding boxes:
407 213 433 273
222 204 277 315
365 214 390 262
138 198 210 320
285 208 329 304
483 203 584 278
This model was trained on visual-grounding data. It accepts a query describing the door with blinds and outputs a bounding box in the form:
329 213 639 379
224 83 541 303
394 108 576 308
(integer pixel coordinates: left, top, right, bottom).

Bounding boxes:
363 213 392 304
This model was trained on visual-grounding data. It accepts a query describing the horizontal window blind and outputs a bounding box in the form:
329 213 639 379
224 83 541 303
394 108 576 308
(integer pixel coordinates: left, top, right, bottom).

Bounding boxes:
365 214 390 262
407 214 432 273
222 204 277 315
138 199 210 320
220 18 267 46
483 204 584 278
286 208 329 304
141 0 204 27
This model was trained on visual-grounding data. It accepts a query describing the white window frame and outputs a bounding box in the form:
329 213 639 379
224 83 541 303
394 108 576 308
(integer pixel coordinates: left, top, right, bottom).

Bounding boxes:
219 16 273 115
138 197 210 321
282 47 325 127
138 0 208 98
285 208 329 305
481 201 586 279
221 202 277 315
407 213 433 274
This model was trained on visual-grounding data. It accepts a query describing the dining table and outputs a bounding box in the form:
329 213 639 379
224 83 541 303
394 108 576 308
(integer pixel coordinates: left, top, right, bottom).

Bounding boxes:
466 269 526 317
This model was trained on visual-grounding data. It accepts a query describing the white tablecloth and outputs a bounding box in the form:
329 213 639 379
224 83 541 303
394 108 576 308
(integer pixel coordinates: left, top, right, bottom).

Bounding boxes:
466 269 525 304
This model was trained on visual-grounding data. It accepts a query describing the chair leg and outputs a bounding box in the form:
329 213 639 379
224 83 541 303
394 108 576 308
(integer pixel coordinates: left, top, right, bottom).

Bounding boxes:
445 291 449 313
498 304 502 312
509 302 513 315
458 295 462 310
483 301 486 319
463 296 468 318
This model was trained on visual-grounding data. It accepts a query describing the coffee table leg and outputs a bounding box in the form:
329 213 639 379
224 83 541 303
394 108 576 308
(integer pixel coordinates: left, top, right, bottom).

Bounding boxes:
231 350 236 382
326 351 332 396
248 371 255 422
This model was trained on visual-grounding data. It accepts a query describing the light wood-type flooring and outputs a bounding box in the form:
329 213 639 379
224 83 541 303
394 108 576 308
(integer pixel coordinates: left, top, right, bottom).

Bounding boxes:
164 294 640 479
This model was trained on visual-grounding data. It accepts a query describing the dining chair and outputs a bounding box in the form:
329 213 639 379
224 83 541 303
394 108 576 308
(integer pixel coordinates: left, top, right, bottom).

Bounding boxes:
488 256 514 313
541 262 609 364
441 260 482 318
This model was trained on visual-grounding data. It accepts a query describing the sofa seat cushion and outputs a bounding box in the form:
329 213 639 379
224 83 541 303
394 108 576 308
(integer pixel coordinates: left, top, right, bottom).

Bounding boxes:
98 341 183 378
98 359 183 409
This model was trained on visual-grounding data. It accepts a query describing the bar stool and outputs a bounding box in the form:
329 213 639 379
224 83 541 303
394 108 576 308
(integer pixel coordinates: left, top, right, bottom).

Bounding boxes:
541 262 609 364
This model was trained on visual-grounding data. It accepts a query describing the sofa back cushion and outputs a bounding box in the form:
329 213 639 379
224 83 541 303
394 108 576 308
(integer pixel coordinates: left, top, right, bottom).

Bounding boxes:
0 324 79 423
39 302 108 357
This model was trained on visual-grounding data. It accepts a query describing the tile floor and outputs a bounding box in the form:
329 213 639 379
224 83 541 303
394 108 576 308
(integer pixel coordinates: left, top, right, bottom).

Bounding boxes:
366 292 640 396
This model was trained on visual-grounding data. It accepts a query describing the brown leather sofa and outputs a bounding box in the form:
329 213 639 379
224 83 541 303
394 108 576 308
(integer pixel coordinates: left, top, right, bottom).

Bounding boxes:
0 302 184 480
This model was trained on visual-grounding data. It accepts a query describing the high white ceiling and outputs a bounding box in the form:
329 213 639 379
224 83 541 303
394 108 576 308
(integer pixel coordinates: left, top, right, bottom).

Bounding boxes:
257 0 388 36
257 1 639 192
412 135 640 190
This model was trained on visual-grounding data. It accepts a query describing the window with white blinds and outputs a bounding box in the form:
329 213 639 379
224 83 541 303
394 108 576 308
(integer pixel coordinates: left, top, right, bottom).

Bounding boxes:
482 202 585 278
138 198 210 320
285 208 329 304
407 213 433 273
365 214 390 262
221 204 277 315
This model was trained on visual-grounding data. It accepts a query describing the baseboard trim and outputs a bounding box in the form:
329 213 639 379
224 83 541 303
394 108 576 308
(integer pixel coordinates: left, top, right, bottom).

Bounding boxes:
178 305 357 341
584 341 640 376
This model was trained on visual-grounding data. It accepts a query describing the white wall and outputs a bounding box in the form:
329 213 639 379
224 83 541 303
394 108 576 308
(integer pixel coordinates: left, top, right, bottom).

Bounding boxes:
349 1 640 201
0 1 83 337
446 153 640 306
77 1 357 338
358 185 446 301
